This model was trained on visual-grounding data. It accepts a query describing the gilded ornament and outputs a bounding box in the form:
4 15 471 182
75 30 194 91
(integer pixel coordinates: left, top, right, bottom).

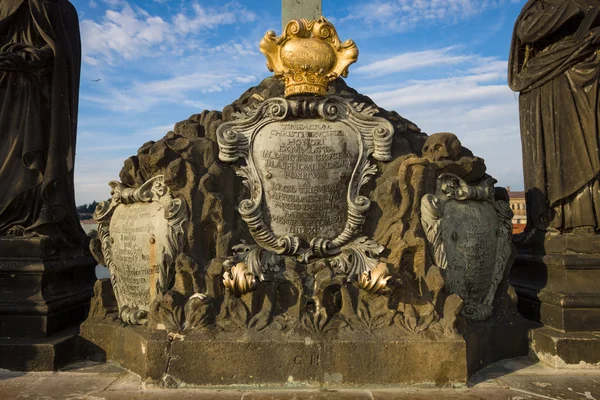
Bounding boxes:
223 262 257 296
259 17 359 97
357 262 391 294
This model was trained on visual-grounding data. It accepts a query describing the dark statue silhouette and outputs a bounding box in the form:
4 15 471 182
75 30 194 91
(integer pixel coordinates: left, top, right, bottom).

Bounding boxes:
509 0 600 238
0 0 86 245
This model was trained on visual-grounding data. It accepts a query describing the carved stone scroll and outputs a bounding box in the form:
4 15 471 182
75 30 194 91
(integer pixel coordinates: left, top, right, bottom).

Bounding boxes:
420 174 514 321
216 97 393 262
93 176 188 324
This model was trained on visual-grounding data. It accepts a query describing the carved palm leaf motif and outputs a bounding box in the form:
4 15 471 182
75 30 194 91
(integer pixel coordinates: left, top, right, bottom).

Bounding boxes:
216 97 393 266
93 175 189 325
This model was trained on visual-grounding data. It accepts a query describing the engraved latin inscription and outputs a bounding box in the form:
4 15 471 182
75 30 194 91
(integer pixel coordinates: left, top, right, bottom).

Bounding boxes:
110 202 168 311
253 120 360 242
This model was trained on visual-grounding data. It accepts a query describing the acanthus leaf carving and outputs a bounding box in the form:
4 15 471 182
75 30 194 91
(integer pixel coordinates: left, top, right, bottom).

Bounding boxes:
330 237 385 281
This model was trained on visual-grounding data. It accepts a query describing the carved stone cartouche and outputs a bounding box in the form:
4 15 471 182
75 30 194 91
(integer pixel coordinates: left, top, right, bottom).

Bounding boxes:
421 174 514 321
92 175 188 324
216 96 393 277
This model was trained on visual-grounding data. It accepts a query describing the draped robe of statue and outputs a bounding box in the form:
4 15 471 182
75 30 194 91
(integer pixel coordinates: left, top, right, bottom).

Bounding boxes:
509 0 600 233
0 0 86 245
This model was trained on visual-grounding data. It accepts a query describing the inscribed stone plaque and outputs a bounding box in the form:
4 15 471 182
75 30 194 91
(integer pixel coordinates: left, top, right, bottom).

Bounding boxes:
109 201 169 312
216 97 393 258
253 120 359 242
93 175 188 324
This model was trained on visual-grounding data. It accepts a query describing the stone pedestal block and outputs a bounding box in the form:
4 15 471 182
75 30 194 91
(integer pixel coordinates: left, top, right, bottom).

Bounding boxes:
0 237 96 370
78 315 532 386
511 234 600 367
531 326 600 368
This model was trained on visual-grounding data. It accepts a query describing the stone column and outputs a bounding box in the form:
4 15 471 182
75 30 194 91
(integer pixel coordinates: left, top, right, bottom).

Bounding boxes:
0 238 96 370
511 237 600 368
282 0 322 29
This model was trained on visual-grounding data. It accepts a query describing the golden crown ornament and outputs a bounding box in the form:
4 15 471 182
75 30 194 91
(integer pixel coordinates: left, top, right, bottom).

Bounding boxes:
260 17 359 97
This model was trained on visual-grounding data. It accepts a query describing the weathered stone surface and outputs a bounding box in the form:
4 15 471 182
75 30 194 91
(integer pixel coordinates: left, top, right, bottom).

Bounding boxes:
88 279 118 320
281 0 321 29
421 173 514 321
253 119 358 241
79 311 530 386
85 76 523 384
110 202 168 311
511 234 600 366
0 328 80 371
0 237 96 340
530 326 600 368
512 237 600 332
79 320 169 382
509 0 600 235
92 175 188 325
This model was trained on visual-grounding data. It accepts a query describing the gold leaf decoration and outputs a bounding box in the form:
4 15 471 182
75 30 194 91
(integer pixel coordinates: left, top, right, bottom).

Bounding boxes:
357 262 391 295
260 16 359 97
223 262 257 296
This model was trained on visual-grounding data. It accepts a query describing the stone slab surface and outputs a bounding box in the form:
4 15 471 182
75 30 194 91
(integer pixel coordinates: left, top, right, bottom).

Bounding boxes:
531 326 600 368
168 336 467 386
79 317 529 386
0 357 599 399
0 328 79 371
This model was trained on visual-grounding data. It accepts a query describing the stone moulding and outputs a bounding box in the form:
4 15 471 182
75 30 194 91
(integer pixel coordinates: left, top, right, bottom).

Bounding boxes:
93 175 188 325
420 173 514 321
216 96 393 266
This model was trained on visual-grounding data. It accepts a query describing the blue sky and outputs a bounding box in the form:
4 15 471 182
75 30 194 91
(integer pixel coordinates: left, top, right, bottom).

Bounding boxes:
72 0 526 205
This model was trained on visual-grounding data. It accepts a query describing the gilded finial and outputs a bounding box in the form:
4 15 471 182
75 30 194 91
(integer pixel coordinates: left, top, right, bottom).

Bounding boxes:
259 16 359 97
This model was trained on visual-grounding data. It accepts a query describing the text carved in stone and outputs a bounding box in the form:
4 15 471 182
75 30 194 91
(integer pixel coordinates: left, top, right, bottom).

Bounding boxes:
93 176 188 324
217 97 393 265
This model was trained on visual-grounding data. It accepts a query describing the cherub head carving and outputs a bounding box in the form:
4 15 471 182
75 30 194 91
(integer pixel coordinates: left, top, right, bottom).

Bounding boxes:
422 132 462 162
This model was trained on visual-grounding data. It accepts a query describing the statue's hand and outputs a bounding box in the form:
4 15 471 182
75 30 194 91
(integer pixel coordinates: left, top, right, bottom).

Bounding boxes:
0 45 52 71
0 52 28 72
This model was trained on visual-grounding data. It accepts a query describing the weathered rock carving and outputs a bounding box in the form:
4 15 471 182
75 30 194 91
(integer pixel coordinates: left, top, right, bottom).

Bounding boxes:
86 75 520 340
80 16 530 386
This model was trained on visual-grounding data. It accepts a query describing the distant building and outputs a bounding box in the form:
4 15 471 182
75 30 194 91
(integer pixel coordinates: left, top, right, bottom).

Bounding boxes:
507 186 526 234
80 219 98 235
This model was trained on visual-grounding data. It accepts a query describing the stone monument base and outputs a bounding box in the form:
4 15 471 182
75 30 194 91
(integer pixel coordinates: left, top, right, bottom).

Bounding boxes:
511 234 600 367
78 315 533 386
531 327 600 368
0 237 96 370
0 327 81 371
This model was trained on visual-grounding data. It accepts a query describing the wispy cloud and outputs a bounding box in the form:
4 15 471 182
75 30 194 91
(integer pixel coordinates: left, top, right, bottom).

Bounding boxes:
341 0 509 34
80 1 257 65
358 51 521 188
81 71 258 113
354 46 475 77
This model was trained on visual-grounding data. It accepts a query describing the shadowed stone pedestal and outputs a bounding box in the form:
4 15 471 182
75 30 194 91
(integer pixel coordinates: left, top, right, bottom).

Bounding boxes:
0 237 96 370
78 312 533 386
511 235 600 367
